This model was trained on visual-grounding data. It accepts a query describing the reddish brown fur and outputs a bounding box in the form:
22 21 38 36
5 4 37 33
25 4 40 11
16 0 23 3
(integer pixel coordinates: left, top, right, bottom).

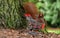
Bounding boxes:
23 2 38 19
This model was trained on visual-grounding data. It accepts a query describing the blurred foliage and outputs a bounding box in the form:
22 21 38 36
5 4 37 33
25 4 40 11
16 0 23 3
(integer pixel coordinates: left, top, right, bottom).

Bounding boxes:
23 0 60 27
36 0 60 27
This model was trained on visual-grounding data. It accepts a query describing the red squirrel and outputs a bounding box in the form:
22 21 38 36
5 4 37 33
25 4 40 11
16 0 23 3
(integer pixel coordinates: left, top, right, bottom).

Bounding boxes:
23 2 45 31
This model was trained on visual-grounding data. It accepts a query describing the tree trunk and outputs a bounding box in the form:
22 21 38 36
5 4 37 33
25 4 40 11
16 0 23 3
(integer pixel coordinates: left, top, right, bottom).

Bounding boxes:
0 0 27 29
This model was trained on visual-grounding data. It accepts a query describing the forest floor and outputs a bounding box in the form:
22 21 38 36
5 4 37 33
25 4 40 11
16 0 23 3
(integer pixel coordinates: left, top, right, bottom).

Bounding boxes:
0 28 60 38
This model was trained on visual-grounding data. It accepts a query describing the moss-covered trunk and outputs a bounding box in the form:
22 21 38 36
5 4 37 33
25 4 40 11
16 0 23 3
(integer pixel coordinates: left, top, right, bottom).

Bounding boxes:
0 0 27 29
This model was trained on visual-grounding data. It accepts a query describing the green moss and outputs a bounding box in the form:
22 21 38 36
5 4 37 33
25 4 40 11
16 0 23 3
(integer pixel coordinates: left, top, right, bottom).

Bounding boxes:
47 29 60 34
